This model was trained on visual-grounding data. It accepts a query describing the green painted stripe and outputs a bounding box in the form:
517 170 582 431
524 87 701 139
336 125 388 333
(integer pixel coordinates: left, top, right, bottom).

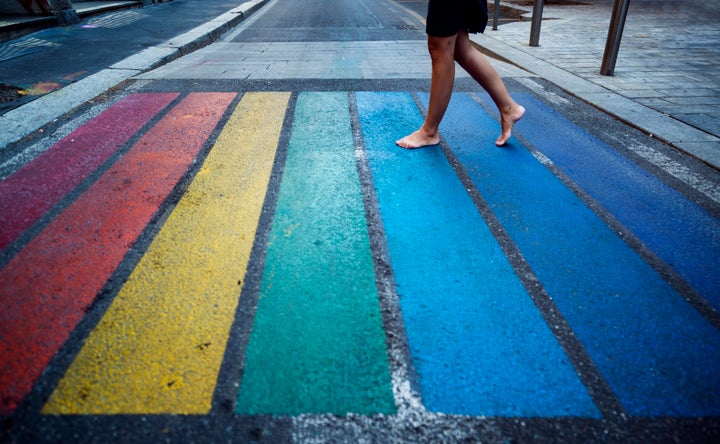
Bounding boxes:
236 92 395 415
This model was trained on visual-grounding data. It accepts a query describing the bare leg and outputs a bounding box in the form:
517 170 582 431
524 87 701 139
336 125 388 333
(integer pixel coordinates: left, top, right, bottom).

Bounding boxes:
454 31 525 146
396 35 457 149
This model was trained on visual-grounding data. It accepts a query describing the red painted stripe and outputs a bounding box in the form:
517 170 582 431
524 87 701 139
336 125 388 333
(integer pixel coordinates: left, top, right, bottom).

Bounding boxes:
0 92 236 415
0 93 179 251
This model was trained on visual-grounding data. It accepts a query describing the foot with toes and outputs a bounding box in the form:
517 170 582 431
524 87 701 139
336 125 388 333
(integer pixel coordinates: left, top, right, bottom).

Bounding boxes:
395 127 440 149
495 102 525 146
396 102 525 149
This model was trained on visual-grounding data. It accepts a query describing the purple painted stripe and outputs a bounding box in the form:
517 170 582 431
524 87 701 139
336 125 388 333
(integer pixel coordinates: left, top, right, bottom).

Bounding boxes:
0 93 179 251
0 92 235 415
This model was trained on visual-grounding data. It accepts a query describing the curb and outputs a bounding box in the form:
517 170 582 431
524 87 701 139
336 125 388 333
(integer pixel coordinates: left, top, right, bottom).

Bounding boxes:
0 0 270 150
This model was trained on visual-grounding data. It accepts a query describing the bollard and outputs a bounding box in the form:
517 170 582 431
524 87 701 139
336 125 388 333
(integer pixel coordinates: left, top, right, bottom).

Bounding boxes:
492 0 500 31
529 0 544 46
601 0 631 76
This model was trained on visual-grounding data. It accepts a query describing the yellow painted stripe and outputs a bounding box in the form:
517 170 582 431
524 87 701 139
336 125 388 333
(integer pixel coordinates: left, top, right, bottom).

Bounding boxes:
43 92 290 414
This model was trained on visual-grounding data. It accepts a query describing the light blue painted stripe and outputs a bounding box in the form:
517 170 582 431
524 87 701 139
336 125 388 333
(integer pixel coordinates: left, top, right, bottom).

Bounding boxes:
481 92 720 308
429 92 720 416
356 91 599 417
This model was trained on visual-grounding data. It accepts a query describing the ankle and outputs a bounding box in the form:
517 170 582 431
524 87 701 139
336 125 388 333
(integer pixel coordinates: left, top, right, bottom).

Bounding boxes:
420 124 439 139
500 102 516 113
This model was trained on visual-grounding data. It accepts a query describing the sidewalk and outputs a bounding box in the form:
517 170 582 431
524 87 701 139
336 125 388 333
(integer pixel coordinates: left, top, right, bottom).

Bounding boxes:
475 0 720 168
0 0 270 148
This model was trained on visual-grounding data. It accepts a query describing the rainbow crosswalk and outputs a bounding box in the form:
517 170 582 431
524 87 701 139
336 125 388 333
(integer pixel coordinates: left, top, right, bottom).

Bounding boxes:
1 91 719 420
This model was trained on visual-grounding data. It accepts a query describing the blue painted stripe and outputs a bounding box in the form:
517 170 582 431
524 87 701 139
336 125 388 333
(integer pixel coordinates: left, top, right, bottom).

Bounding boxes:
430 92 720 416
356 92 599 417
480 92 720 308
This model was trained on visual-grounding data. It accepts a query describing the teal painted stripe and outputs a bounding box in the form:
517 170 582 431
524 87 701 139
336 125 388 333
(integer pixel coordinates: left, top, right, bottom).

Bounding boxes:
431 92 720 416
236 92 395 415
356 92 598 417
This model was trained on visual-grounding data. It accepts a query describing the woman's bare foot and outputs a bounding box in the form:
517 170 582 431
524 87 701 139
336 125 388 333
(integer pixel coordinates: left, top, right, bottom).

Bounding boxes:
495 102 526 146
396 128 440 149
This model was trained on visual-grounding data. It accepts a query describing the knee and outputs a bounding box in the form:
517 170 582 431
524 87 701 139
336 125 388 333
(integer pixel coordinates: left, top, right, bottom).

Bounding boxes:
427 36 455 63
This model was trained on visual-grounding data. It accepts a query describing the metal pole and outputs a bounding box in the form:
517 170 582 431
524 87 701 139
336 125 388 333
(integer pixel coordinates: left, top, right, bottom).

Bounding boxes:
493 0 500 31
601 0 631 76
529 0 544 46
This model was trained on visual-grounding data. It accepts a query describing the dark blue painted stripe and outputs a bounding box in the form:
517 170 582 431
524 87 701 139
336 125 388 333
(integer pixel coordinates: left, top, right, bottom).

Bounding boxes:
480 92 720 308
429 92 720 416
356 92 599 417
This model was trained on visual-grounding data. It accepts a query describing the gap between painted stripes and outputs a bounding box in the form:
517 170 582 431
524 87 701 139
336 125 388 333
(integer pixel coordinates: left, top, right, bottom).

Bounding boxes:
0 89 717 416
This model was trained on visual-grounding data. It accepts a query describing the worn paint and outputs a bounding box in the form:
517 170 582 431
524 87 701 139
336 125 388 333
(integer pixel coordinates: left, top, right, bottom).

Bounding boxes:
0 93 178 250
355 91 599 417
43 92 287 414
1 85 716 423
19 82 61 96
433 92 720 416
236 92 395 415
0 93 234 415
493 92 720 306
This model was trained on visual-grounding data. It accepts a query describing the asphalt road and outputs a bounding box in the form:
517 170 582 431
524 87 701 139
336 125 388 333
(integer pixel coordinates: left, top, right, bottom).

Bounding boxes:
0 0 258 113
2 0 719 442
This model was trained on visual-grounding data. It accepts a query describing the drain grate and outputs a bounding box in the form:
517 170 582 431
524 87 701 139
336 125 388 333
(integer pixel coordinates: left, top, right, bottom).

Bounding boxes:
86 10 148 29
505 0 588 5
0 83 23 104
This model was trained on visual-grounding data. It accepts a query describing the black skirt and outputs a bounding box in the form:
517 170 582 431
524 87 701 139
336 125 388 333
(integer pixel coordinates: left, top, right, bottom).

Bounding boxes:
426 0 489 37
